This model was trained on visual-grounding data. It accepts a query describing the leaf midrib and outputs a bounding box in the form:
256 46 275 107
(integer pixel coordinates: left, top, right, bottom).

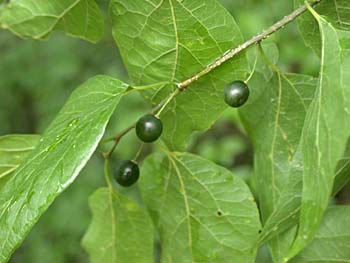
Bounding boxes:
168 154 194 262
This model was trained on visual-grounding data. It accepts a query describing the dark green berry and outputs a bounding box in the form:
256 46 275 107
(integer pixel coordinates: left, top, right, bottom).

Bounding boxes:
136 114 163 143
224 80 249 108
114 160 140 187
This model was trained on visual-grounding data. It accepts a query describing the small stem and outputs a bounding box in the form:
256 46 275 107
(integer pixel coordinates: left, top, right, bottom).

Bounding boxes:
155 88 180 118
103 124 135 159
305 0 321 20
132 81 178 91
245 47 259 83
258 43 294 85
258 43 280 73
133 143 144 162
104 159 113 188
178 0 322 90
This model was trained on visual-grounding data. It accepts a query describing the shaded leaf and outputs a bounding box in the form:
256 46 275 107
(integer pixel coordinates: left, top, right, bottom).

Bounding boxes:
110 0 248 150
295 0 350 55
241 37 350 261
0 0 104 43
255 246 273 263
0 134 40 179
258 141 350 263
247 42 279 81
257 24 350 258
0 76 128 263
291 206 350 263
252 17 350 261
241 72 317 222
240 71 317 262
286 10 350 260
82 188 154 263
139 152 261 263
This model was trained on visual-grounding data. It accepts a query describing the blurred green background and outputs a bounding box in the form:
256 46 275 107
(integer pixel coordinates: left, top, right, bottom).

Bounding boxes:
0 0 344 262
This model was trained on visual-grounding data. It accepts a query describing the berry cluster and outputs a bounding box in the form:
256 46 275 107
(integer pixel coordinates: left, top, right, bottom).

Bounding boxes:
114 114 163 187
114 80 249 187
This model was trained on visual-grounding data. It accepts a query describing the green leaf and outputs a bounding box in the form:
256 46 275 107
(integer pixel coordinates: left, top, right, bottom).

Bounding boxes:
256 246 273 263
286 10 350 260
0 76 128 263
241 72 317 223
240 72 318 262
290 206 350 263
256 28 350 258
334 31 350 193
82 188 154 263
0 134 40 179
110 0 248 150
0 0 104 43
257 140 350 263
139 152 261 263
242 38 350 261
295 0 350 55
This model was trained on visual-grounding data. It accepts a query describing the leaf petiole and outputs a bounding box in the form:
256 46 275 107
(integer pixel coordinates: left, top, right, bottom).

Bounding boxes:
245 47 259 83
131 81 178 91
104 159 113 188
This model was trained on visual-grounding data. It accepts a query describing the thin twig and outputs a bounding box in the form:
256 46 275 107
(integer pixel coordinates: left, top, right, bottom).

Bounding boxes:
103 124 135 159
155 88 180 118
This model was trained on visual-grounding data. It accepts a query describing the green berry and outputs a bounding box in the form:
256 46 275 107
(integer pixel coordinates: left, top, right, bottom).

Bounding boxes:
136 114 163 143
224 80 250 108
114 160 140 187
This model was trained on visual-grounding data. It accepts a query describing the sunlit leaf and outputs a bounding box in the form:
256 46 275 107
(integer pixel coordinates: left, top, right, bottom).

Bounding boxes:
0 76 128 263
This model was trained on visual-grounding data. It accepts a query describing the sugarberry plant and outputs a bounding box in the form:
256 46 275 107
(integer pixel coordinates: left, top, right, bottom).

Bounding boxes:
0 0 350 263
